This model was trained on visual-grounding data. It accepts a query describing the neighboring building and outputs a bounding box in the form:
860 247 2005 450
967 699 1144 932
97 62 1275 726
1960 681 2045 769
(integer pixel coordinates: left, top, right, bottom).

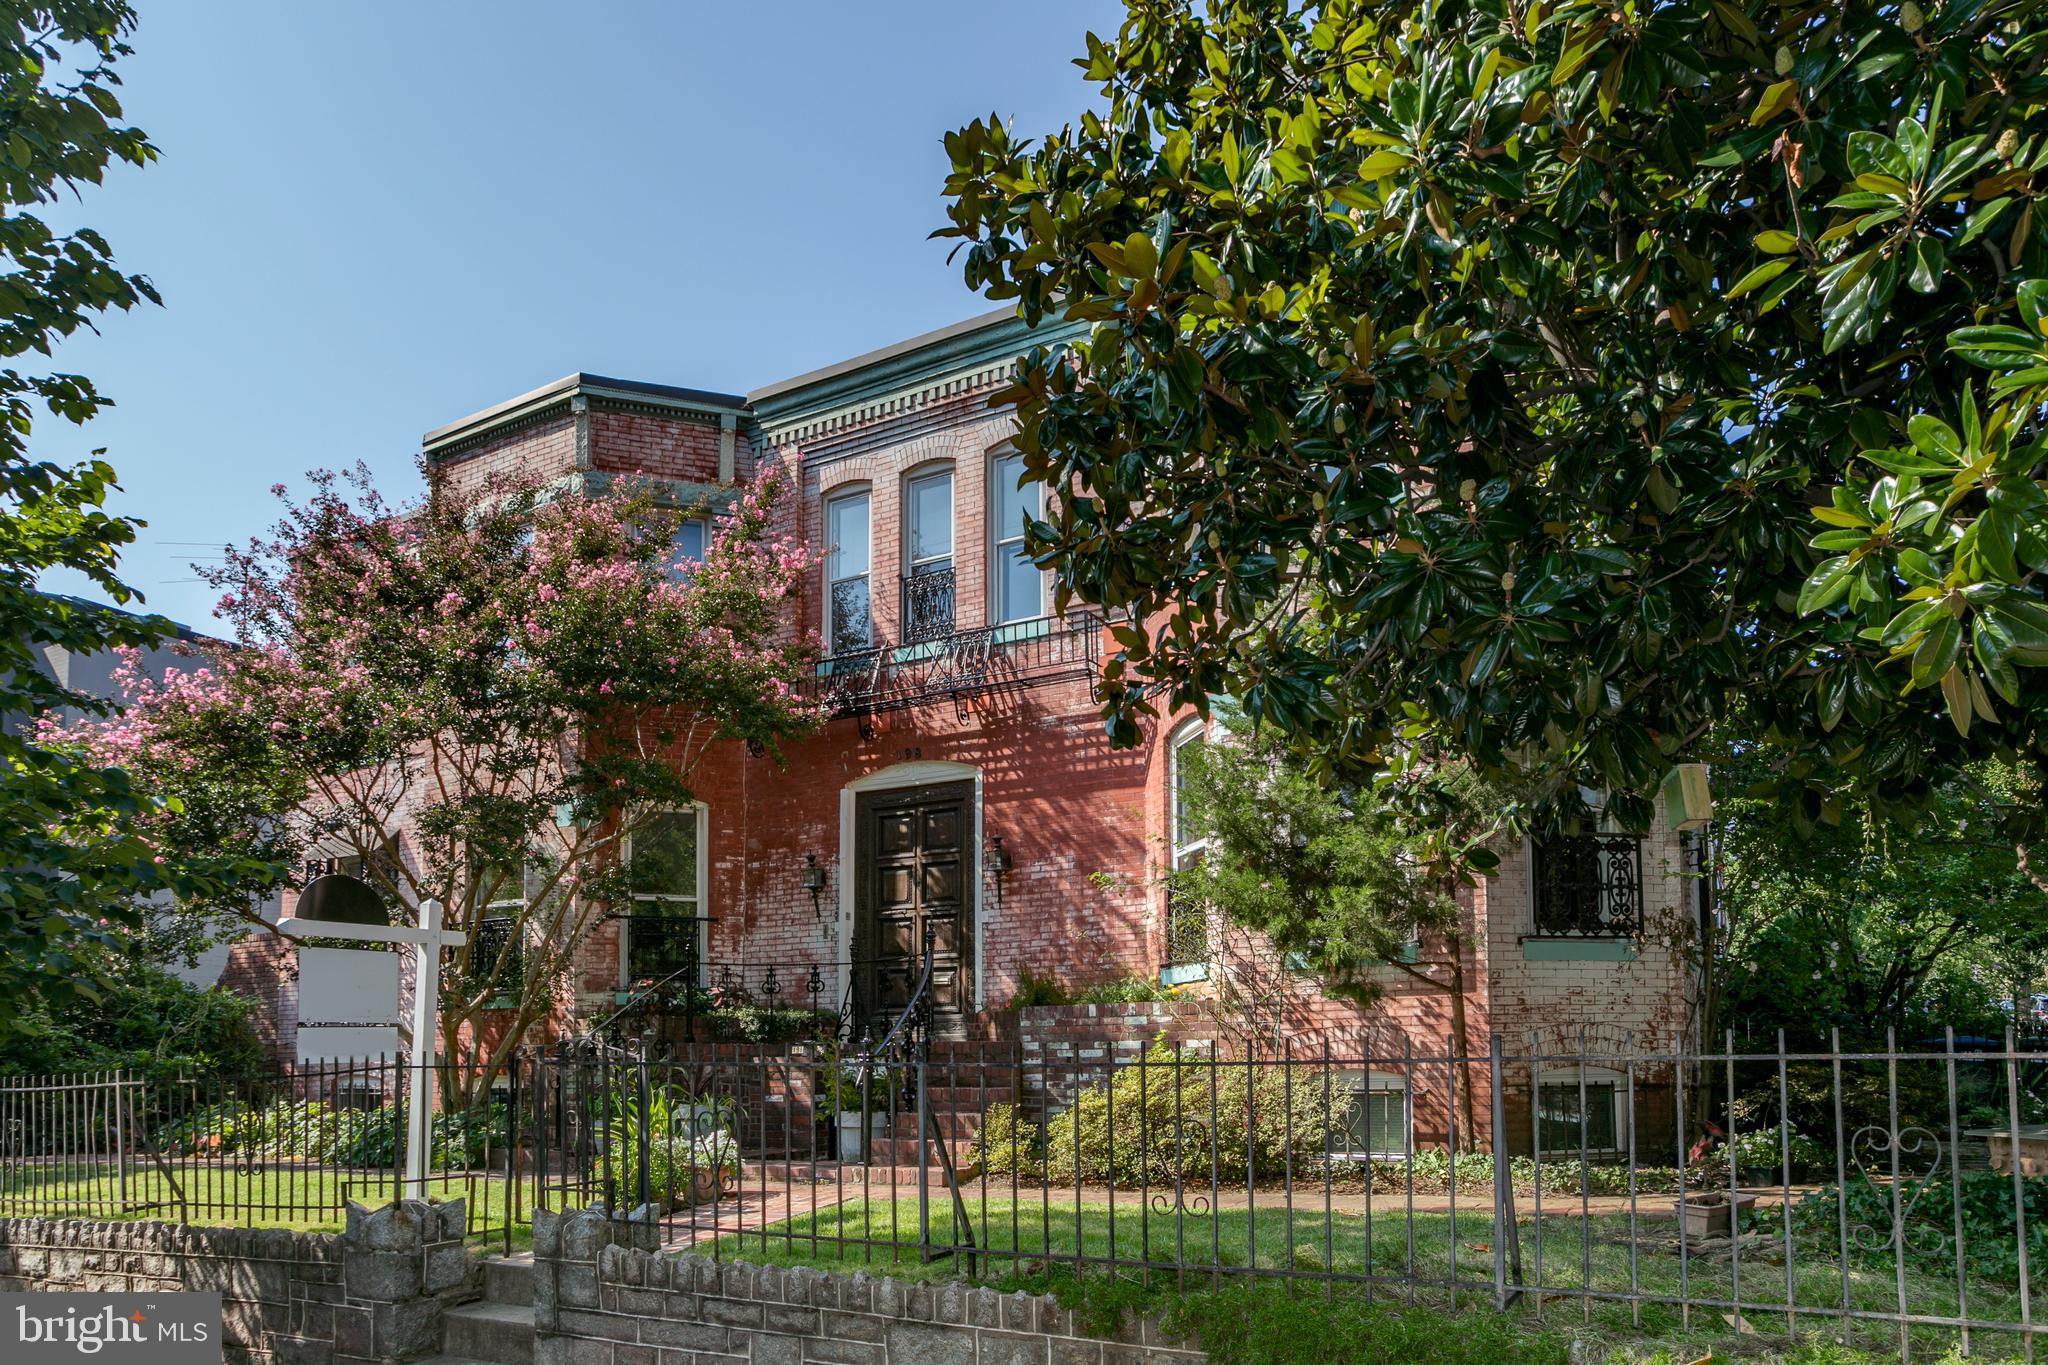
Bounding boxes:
8 595 284 1016
388 307 1710 1157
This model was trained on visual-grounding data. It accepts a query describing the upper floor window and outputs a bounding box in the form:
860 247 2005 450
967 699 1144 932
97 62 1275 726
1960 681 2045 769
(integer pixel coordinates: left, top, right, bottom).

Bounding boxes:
903 469 955 642
1165 719 1210 969
664 517 710 582
825 490 872 655
991 452 1044 624
1532 833 1644 937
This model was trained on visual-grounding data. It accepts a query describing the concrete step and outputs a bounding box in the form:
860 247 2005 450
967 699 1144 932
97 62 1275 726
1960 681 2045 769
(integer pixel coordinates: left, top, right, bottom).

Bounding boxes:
481 1256 534 1305
441 1301 535 1365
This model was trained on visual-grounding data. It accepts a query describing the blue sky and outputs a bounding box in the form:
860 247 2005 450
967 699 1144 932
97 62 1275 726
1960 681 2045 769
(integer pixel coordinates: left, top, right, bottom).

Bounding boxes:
39 1 1115 627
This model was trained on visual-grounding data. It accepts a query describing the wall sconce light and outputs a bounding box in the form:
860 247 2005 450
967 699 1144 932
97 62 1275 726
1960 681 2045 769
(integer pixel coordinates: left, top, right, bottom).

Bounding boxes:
800 854 826 921
989 836 1013 912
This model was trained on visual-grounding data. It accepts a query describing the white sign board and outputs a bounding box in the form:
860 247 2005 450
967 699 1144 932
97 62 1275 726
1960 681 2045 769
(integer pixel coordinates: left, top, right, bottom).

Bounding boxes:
295 946 400 1063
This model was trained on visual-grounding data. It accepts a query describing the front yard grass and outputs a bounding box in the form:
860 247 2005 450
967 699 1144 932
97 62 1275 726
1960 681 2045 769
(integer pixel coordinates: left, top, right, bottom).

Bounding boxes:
0 1163 530 1246
705 1195 2043 1362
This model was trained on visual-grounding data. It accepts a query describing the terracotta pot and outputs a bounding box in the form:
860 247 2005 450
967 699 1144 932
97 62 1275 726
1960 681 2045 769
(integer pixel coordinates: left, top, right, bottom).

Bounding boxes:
1680 1191 1759 1242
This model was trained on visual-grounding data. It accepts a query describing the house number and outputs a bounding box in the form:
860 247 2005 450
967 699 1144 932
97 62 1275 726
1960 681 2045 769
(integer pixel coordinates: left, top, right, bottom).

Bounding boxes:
898 745 923 760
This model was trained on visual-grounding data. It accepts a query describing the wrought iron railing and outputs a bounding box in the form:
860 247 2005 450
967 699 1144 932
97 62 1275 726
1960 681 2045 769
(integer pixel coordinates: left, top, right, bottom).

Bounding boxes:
801 610 1103 719
900 567 956 643
1533 833 1645 937
468 916 524 991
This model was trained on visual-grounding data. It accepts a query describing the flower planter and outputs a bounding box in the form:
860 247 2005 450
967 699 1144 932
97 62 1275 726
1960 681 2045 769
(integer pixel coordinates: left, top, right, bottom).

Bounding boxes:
1680 1191 1758 1242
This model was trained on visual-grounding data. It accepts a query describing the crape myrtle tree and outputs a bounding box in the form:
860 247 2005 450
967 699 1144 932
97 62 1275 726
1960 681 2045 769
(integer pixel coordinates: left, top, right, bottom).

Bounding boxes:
0 1 275 1044
49 462 819 1105
937 0 2048 845
1171 719 1516 1144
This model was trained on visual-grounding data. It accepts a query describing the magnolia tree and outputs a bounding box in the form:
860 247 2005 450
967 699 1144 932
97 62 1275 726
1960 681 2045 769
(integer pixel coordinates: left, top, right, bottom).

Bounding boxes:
52 461 819 1104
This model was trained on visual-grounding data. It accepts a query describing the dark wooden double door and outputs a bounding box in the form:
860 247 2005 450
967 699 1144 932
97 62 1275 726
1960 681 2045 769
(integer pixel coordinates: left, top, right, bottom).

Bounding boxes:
853 781 973 1037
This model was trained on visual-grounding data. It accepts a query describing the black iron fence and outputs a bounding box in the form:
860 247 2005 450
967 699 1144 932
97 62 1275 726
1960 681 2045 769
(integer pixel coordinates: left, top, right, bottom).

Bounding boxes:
0 1058 525 1246
7 1030 2048 1360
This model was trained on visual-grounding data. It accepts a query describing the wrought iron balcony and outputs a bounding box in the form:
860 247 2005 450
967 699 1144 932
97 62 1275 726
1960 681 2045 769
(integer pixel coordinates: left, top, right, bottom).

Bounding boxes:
468 916 524 991
901 567 956 643
1532 834 1645 937
623 913 711 983
800 610 1103 720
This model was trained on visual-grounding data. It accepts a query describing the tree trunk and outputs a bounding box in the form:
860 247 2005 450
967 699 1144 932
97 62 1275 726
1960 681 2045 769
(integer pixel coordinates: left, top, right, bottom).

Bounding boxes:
1446 930 1478 1153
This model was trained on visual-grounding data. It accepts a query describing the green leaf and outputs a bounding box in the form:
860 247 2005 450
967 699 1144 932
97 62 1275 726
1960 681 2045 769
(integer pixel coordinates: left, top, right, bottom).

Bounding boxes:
1754 230 1800 254
1725 257 1794 299
1909 613 1962 688
1798 557 1856 615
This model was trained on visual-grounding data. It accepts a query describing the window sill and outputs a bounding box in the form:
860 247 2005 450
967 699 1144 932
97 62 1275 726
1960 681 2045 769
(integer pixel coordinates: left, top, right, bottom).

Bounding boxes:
1159 963 1208 986
1521 938 1637 962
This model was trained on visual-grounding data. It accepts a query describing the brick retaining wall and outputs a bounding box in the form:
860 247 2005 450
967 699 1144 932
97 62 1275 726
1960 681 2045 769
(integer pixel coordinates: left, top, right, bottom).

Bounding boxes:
0 1201 478 1365
534 1205 1208 1365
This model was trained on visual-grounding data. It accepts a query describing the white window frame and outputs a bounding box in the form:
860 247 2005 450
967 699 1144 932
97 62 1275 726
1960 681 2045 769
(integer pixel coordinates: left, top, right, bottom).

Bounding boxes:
619 804 709 985
904 467 954 577
1535 1066 1631 1159
989 450 1046 625
668 516 711 579
1169 718 1210 872
1326 1070 1411 1160
824 488 873 654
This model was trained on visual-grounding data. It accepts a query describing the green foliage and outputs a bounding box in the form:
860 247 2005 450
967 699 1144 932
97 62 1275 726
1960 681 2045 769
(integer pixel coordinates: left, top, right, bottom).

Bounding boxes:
1712 751 2048 1045
1006 969 1174 1008
976 1040 1338 1184
596 1085 740 1209
1790 1171 2048 1286
939 0 2048 828
696 1004 831 1043
153 1098 506 1170
1008 967 1071 1008
0 2 278 1044
0 955 266 1091
1164 1283 1572 1365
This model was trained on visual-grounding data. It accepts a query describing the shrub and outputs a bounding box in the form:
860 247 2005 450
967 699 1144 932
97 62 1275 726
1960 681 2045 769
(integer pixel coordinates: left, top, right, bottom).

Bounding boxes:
595 1084 741 1208
977 1042 1336 1184
1008 969 1070 1008
2 960 267 1094
1791 1170 2048 1285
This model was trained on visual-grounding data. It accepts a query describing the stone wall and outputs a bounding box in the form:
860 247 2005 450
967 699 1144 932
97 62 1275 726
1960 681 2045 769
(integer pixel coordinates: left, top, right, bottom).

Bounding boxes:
0 1201 478 1365
533 1206 1208 1365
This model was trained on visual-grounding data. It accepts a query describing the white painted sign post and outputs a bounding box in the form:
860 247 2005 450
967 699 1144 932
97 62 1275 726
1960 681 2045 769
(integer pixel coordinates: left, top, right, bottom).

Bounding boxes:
277 894 469 1194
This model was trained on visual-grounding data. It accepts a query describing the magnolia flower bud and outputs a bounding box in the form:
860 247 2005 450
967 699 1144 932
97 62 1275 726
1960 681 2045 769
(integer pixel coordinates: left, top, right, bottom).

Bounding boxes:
1774 46 1794 76
1999 128 2021 160
1901 1 1925 33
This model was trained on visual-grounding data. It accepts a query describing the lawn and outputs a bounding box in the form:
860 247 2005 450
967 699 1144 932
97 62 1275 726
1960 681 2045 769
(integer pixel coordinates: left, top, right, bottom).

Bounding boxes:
704 1195 2046 1362
0 1163 530 1246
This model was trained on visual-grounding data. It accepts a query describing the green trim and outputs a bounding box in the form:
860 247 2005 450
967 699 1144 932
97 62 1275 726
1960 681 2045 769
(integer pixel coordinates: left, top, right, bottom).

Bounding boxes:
1521 938 1636 962
1159 963 1209 986
1391 941 1420 965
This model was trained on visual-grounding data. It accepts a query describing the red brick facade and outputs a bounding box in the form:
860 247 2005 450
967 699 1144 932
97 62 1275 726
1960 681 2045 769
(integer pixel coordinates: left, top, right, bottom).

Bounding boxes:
226 315 1703 1153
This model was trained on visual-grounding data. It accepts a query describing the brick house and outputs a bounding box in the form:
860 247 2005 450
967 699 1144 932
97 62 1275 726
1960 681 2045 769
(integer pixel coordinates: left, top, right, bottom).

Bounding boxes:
378 306 1712 1158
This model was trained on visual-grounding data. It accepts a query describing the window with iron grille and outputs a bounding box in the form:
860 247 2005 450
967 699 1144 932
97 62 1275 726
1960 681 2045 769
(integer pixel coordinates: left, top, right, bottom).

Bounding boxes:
1326 1073 1409 1159
1532 834 1644 937
626 808 706 983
